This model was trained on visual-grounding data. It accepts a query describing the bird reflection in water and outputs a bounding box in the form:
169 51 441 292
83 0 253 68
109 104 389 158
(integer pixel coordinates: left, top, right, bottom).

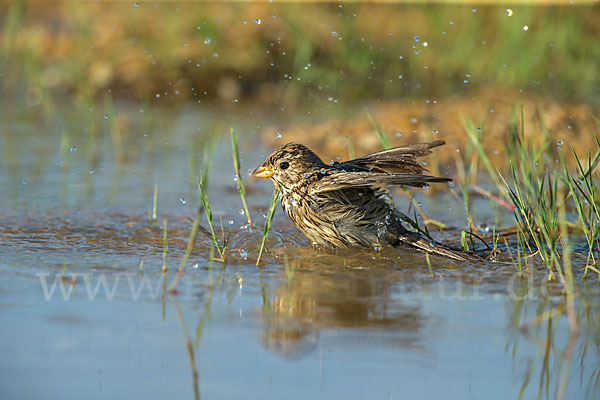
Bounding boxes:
259 250 426 359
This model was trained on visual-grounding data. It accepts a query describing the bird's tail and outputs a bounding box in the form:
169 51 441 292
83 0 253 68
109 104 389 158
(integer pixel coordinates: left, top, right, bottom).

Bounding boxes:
397 230 485 262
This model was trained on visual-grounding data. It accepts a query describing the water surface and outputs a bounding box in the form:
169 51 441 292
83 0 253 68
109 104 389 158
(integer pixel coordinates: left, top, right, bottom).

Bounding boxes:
1 104 598 400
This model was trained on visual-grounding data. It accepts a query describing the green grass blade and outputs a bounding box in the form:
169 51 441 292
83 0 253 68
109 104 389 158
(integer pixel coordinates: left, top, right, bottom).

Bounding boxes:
256 188 280 266
365 108 391 150
230 127 253 228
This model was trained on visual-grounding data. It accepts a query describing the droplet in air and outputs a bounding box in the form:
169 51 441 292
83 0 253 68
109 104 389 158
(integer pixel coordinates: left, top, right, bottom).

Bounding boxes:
254 19 261 25
523 25 529 31
70 147 77 153
180 197 186 205
506 9 513 17
104 115 108 119
275 132 282 139
204 37 211 45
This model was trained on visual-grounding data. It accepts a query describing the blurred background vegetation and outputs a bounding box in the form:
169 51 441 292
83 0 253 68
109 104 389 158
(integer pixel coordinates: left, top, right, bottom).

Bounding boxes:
1 1 599 166
2 1 598 106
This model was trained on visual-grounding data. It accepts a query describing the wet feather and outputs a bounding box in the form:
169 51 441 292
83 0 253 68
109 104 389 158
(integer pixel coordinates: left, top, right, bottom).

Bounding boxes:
253 141 482 261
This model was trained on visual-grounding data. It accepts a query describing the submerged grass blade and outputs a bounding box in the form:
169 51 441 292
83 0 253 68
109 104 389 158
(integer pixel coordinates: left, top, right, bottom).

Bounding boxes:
168 206 205 293
256 188 280 266
162 218 168 273
230 128 253 228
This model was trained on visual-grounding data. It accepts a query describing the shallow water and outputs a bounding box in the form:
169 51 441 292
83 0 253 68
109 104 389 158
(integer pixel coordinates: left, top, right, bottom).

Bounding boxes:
1 104 599 399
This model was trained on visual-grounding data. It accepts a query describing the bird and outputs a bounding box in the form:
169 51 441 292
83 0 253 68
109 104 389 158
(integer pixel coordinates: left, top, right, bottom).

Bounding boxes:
252 140 483 261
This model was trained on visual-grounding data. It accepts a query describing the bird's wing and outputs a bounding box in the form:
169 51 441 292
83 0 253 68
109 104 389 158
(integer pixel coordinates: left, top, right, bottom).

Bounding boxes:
309 172 451 194
339 140 446 175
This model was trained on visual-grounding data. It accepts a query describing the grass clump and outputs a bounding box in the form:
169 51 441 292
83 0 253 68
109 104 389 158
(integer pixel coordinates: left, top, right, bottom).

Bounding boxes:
459 108 600 333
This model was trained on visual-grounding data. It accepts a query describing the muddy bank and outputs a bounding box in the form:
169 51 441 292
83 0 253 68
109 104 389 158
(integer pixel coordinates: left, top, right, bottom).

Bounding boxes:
263 88 600 169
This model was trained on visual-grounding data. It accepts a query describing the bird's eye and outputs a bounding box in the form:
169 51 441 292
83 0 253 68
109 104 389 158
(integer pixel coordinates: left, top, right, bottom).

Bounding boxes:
279 161 290 170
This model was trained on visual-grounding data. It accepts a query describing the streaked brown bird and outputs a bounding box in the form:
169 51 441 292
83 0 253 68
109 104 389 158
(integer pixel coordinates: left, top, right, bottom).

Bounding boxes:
252 140 482 261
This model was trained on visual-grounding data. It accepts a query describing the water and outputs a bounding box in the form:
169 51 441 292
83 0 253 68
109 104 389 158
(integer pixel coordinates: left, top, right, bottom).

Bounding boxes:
1 104 598 399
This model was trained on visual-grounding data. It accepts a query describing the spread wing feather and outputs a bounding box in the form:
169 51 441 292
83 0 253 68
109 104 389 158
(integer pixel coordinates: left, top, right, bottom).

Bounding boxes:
337 140 446 175
309 172 451 194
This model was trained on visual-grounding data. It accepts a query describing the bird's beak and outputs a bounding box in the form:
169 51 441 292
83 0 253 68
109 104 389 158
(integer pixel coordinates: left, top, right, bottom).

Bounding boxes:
252 164 273 179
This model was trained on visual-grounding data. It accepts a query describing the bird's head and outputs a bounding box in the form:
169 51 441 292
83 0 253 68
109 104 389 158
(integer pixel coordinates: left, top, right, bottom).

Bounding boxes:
252 143 327 192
